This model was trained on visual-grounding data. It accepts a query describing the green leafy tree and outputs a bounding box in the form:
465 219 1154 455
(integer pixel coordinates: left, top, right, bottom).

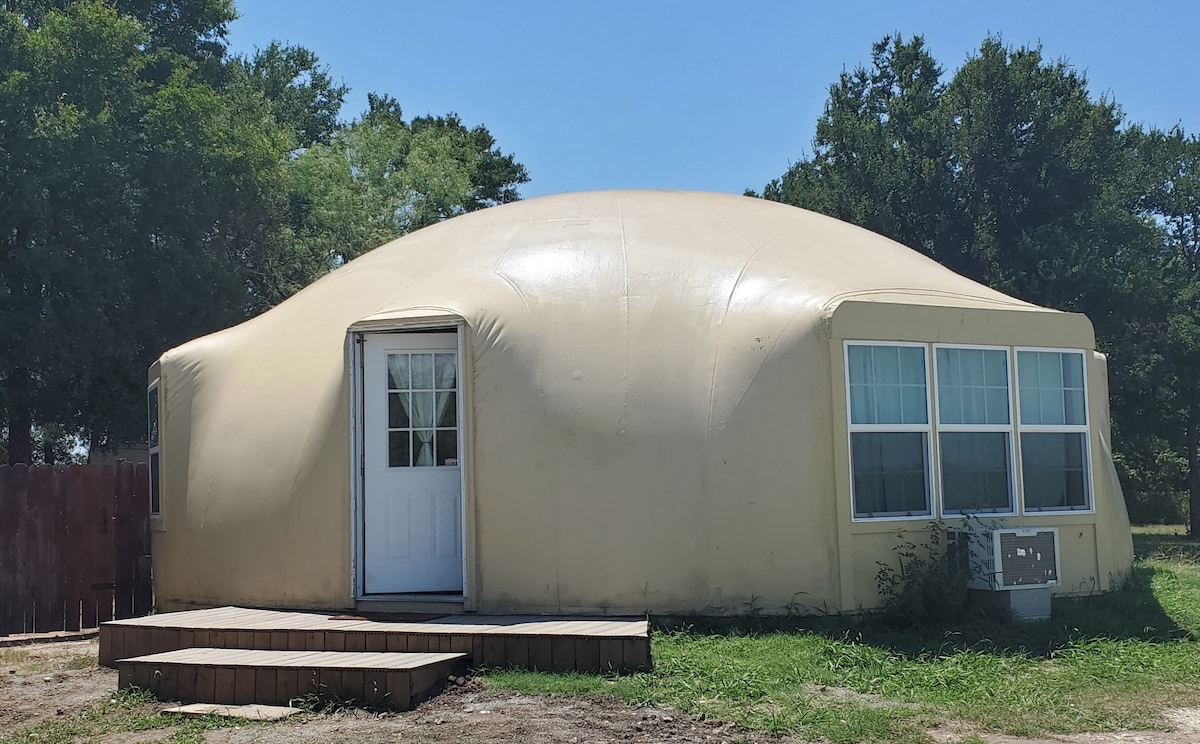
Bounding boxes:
758 34 1186 526
286 93 529 266
0 0 291 461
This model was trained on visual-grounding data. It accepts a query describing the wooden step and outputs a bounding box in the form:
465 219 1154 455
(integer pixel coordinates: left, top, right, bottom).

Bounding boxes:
100 607 651 673
117 648 466 710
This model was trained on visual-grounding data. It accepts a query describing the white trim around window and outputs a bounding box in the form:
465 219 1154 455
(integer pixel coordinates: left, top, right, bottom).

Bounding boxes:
1014 347 1095 514
931 344 1019 517
844 341 935 522
842 341 1095 522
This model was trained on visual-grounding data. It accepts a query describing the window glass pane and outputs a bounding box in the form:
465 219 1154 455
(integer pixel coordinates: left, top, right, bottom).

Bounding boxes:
848 345 927 425
411 354 434 389
1021 432 1089 510
984 350 1007 386
851 432 930 517
388 392 410 428
147 386 159 448
436 430 458 466
1039 389 1065 426
412 430 435 466
150 451 161 514
876 388 902 423
939 386 963 425
899 347 925 384
1020 388 1041 425
435 353 457 390
985 388 1009 425
1018 351 1087 426
1062 352 1085 388
1036 350 1057 388
1064 389 1086 426
436 392 457 427
387 354 410 390
873 346 900 385
848 346 872 385
940 432 1012 512
900 386 927 424
411 391 435 428
937 348 1009 425
849 384 874 425
388 431 411 467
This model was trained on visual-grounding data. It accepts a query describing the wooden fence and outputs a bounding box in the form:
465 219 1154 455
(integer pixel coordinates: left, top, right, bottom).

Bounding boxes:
0 463 152 636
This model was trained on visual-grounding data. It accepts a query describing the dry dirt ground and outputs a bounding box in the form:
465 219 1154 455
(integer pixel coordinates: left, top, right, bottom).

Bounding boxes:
2 639 1199 743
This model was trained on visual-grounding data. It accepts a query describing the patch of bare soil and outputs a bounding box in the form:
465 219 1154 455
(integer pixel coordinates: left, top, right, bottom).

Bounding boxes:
0 639 120 729
927 708 1200 744
203 681 791 744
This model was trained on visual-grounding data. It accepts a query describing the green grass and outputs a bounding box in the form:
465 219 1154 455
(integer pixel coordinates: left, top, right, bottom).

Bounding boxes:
485 527 1200 744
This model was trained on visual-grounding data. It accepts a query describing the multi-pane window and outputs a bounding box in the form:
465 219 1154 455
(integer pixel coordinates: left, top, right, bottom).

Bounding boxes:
845 343 1092 520
935 347 1015 514
1017 350 1090 511
148 383 160 515
386 352 459 468
846 343 932 519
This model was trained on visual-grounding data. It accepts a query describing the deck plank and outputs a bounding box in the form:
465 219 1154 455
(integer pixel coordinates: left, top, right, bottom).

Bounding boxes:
105 607 649 673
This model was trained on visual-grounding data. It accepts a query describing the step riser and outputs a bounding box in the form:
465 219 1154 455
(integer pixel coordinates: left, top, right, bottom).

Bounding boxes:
101 624 650 673
117 655 465 711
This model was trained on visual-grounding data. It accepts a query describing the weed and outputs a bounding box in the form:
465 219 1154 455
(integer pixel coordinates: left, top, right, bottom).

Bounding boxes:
874 519 976 627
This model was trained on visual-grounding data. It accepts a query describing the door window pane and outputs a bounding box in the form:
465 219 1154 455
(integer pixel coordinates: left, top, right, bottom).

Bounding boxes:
435 353 457 389
850 432 930 517
413 430 435 466
386 347 460 468
387 354 410 390
940 432 1012 512
1021 432 1089 510
388 392 410 428
388 431 411 468
436 430 458 466
410 391 435 428
411 354 434 390
436 392 457 427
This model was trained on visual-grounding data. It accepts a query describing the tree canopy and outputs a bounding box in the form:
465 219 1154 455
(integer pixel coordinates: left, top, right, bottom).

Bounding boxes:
0 0 528 464
756 34 1199 530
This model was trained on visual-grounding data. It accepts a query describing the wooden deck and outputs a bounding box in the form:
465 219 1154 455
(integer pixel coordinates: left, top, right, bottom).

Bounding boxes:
100 606 651 673
117 648 465 709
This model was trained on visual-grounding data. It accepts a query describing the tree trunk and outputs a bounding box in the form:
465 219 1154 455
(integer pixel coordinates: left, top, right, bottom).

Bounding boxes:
1191 403 1200 539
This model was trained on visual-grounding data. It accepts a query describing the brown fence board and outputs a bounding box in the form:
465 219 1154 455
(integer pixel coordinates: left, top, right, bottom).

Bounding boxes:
15 465 36 633
0 466 16 635
0 463 152 635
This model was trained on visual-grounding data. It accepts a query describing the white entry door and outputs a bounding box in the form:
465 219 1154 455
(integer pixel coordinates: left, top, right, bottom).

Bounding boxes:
362 331 463 594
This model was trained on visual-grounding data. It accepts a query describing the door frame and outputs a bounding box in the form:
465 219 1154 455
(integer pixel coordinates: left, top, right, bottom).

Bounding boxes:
347 316 477 607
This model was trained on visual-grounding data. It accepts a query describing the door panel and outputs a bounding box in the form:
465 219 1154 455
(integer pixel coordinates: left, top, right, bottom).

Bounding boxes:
362 332 463 594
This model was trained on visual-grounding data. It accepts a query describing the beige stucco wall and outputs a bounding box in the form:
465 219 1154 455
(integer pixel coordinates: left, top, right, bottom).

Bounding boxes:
150 189 1133 615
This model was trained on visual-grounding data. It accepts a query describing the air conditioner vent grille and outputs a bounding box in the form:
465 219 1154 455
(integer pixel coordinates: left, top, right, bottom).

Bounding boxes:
997 530 1059 587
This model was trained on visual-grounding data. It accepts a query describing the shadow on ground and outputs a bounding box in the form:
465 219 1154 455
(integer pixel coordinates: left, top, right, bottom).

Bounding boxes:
654 531 1199 660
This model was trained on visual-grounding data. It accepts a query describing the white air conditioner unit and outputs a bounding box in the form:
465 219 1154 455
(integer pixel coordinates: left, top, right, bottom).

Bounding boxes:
949 527 1060 591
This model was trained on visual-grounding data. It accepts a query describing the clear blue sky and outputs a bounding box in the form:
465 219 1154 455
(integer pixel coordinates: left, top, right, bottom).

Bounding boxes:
226 0 1199 199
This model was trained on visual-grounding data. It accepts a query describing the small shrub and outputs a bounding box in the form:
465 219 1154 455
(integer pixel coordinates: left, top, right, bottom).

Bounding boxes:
874 519 974 627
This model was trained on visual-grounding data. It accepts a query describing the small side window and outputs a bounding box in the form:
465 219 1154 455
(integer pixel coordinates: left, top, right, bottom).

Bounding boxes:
148 383 161 515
